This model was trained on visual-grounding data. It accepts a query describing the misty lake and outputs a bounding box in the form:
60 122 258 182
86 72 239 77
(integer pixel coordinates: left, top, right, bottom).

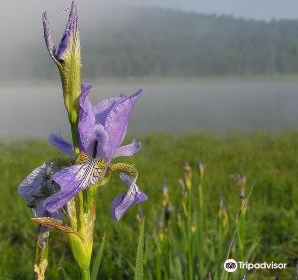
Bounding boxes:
1 78 298 139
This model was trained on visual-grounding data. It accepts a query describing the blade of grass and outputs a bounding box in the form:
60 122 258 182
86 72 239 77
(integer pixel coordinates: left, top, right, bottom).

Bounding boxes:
135 219 145 280
220 185 254 280
91 232 106 280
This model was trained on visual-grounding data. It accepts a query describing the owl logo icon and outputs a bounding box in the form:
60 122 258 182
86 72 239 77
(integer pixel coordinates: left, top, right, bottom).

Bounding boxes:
224 259 238 272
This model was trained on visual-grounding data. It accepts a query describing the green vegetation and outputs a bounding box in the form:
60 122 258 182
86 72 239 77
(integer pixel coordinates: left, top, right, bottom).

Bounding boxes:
0 132 297 279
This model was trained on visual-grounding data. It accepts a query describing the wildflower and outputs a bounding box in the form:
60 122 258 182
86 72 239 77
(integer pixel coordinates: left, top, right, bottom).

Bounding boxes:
155 215 165 241
231 173 247 211
218 196 229 237
44 85 144 214
111 173 147 220
136 208 144 227
183 162 192 190
42 1 81 116
196 160 205 180
164 203 173 226
49 84 141 162
18 162 62 219
179 178 187 197
162 182 169 207
230 173 246 189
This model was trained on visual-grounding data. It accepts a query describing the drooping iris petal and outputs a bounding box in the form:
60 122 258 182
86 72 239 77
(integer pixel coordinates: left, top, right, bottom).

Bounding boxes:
110 172 148 220
104 89 142 161
19 164 47 202
18 163 61 218
114 140 141 158
48 133 74 157
44 158 106 213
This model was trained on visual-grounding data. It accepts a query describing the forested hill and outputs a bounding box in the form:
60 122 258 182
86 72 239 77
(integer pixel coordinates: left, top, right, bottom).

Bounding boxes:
21 7 298 78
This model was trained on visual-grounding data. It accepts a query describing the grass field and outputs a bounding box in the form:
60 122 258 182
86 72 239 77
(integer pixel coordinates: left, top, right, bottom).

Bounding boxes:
0 131 297 279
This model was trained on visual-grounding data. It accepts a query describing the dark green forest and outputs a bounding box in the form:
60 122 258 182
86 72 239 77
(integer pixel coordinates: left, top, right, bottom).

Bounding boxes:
23 7 298 78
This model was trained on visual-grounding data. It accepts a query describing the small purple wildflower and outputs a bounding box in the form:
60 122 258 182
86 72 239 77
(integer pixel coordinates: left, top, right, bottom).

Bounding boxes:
111 173 148 220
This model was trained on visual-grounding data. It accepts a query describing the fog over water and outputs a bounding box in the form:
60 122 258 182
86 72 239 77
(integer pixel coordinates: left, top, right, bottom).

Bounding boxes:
2 79 298 139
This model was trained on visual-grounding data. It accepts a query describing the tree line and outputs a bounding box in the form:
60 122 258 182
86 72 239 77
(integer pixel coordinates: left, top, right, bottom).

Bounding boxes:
18 7 298 79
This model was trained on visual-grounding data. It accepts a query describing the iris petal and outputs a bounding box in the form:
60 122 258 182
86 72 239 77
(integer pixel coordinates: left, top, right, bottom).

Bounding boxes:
114 140 141 158
94 95 126 126
105 89 142 161
18 163 61 219
18 164 47 201
48 133 74 157
56 1 79 60
110 172 148 220
83 124 109 159
45 159 105 212
42 12 56 61
78 83 95 143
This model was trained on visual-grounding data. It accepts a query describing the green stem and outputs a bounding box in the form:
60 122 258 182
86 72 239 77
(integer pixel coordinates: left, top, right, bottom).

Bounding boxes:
198 182 204 278
75 192 87 236
80 268 91 280
198 183 204 220
34 230 49 280
156 243 161 280
70 120 80 156
187 188 193 280
68 112 95 278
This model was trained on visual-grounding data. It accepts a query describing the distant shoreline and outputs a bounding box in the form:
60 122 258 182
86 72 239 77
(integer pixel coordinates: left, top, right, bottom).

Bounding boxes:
3 74 298 87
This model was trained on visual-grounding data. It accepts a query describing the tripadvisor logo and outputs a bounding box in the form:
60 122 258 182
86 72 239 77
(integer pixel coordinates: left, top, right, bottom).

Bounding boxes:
224 259 287 272
224 259 238 272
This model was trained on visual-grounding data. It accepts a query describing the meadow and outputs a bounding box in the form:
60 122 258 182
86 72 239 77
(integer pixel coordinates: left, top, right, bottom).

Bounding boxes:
0 131 297 280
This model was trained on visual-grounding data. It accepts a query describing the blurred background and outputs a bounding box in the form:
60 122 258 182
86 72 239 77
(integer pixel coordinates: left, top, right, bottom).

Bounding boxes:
2 0 298 137
1 1 298 279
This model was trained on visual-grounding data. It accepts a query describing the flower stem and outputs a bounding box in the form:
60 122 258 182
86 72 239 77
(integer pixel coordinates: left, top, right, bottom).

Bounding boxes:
70 120 80 156
187 187 193 280
34 229 49 280
80 268 91 280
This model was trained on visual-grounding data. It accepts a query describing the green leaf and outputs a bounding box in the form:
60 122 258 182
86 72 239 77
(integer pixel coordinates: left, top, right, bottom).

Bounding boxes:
91 232 106 280
135 219 145 280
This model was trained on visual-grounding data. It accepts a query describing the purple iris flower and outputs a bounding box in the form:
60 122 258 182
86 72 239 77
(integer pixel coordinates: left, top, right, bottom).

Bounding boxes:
18 162 62 220
43 84 146 217
111 173 148 220
42 1 79 63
